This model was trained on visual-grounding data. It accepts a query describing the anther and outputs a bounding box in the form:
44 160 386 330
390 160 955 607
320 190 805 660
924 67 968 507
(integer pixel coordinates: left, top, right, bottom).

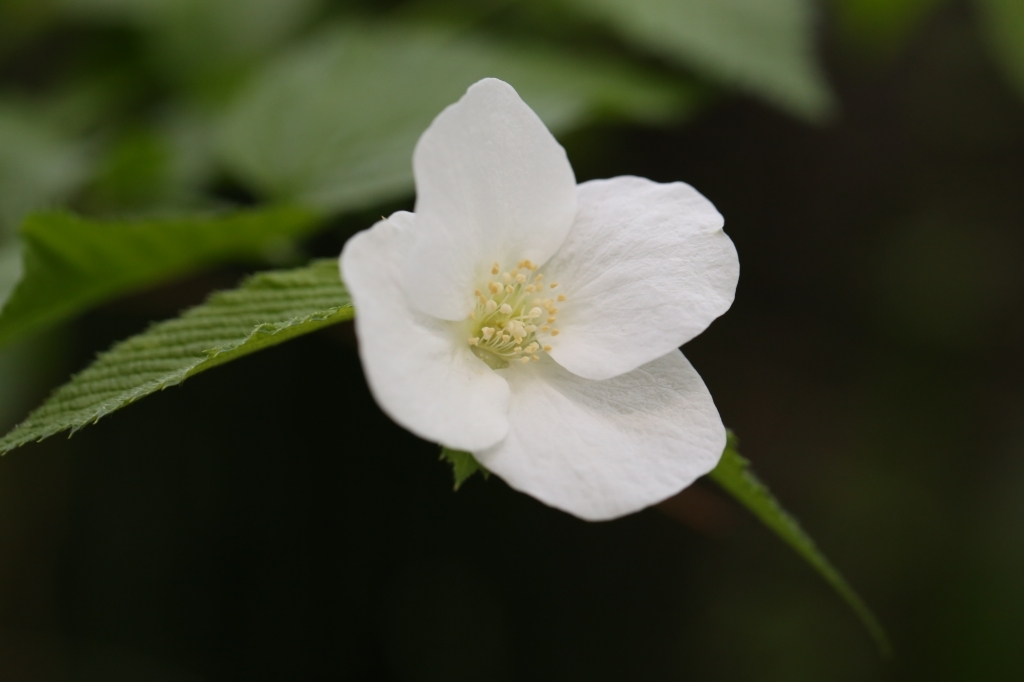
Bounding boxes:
543 345 552 352
469 260 565 361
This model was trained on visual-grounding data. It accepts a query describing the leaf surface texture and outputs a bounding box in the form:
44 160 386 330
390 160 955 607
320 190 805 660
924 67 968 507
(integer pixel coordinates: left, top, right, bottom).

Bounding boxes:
0 207 320 347
0 259 350 454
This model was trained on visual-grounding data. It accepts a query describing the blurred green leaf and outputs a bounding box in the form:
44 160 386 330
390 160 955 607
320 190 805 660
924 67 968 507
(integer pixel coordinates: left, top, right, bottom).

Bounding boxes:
88 128 173 209
0 103 92 240
58 0 325 94
0 244 21 307
0 0 60 63
831 0 943 54
440 448 489 491
552 0 834 119
709 433 891 656
0 259 350 455
975 0 1024 101
217 22 696 214
0 246 24 432
0 206 321 349
83 112 217 212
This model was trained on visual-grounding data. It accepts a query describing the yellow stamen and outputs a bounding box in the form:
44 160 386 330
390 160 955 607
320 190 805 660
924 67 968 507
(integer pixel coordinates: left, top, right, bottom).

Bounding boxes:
468 260 564 365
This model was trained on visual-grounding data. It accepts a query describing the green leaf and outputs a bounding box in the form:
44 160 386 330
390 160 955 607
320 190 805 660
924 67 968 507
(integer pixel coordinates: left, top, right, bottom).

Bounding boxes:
830 0 943 55
0 259 350 454
975 0 1024 101
0 244 20 307
439 448 489 491
553 0 835 120
58 0 326 93
217 22 696 214
0 206 321 349
0 102 92 238
709 432 891 656
83 113 217 213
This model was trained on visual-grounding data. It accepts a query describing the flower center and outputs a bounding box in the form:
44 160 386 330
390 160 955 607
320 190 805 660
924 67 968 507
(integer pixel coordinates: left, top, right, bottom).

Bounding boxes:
466 259 565 370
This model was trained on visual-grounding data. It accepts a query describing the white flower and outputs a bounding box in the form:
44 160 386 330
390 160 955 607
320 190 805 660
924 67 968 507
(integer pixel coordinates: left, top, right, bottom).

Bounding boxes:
340 78 739 521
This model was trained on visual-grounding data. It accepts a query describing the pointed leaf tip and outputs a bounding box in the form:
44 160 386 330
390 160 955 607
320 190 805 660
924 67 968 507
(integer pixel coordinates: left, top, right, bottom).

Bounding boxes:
0 259 351 455
709 432 892 657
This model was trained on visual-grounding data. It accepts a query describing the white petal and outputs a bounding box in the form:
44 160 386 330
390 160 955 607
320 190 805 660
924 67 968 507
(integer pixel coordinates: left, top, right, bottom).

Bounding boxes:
475 350 725 521
403 78 577 320
544 176 739 380
340 211 510 451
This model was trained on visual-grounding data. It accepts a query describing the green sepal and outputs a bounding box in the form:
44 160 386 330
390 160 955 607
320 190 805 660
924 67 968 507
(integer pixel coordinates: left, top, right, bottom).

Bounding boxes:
440 447 489 491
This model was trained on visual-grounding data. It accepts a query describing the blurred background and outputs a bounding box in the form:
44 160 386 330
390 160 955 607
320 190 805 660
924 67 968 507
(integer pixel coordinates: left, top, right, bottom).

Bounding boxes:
0 0 1023 679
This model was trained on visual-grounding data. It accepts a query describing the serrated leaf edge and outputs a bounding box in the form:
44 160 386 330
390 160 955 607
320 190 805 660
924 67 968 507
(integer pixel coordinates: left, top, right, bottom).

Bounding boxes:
709 432 892 657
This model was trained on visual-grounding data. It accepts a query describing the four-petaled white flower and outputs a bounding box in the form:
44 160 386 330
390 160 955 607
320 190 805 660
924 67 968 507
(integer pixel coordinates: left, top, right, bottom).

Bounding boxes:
341 78 739 521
